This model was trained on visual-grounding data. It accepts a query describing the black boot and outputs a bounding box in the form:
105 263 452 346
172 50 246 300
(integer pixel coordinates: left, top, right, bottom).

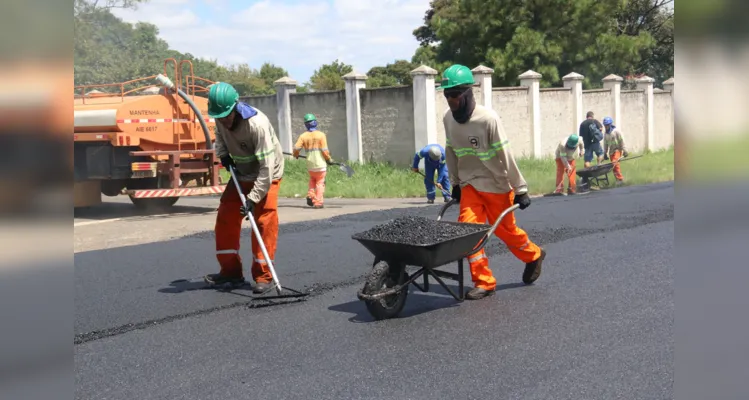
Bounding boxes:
306 197 313 207
204 273 245 286
466 287 495 300
523 249 546 284
427 199 435 204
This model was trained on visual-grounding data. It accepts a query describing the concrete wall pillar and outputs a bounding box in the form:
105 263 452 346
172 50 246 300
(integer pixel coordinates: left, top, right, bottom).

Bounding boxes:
603 74 623 129
663 77 674 98
563 72 585 134
637 76 656 151
471 65 494 108
343 71 367 163
273 76 297 154
519 70 542 157
410 65 439 152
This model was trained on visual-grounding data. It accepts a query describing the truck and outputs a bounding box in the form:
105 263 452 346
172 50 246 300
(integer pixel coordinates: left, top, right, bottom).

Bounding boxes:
74 59 227 209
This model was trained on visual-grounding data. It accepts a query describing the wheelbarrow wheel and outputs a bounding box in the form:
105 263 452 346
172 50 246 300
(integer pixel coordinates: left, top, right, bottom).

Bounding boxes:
362 260 408 320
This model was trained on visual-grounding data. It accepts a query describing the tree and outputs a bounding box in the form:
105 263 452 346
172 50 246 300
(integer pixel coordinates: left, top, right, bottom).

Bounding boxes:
308 60 353 91
412 0 665 88
366 60 421 88
259 63 289 89
613 0 674 84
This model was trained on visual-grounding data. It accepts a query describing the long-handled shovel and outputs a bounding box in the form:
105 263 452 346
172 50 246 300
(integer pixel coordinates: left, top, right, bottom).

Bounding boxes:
415 170 451 199
227 165 308 300
283 152 355 178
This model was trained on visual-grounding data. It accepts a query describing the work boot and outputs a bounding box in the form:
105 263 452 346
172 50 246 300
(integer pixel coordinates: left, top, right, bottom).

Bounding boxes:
313 204 324 209
615 179 624 186
427 199 435 204
567 188 577 195
306 196 313 207
523 249 546 284
204 273 245 287
444 196 452 203
466 287 495 300
253 281 271 294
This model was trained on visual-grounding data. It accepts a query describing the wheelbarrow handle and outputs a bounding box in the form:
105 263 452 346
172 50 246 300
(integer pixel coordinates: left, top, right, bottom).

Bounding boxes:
437 198 521 252
228 166 283 295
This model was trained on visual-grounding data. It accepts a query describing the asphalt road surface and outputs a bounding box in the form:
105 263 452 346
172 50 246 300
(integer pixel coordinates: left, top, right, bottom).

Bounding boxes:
75 182 674 399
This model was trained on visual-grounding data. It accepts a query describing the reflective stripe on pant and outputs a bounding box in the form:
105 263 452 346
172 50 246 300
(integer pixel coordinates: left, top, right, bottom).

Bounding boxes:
610 150 624 181
458 185 543 290
307 170 326 206
215 179 281 283
555 158 577 193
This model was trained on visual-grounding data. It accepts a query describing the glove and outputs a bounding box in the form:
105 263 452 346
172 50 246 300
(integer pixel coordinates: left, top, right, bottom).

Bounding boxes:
239 198 255 217
451 185 461 202
220 155 235 171
514 192 531 210
604 154 609 161
623 150 629 158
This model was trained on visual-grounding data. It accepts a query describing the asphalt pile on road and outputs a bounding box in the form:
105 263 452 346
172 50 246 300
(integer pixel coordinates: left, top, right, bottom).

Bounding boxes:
352 216 488 246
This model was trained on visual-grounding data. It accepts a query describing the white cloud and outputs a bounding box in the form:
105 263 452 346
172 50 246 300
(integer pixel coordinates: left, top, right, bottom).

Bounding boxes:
112 0 431 83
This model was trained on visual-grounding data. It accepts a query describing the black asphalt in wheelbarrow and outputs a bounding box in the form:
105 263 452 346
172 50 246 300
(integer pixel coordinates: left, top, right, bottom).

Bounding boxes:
351 199 521 320
577 155 643 189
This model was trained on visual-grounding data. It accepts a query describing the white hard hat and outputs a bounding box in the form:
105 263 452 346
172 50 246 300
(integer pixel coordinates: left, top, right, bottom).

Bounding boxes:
428 146 442 161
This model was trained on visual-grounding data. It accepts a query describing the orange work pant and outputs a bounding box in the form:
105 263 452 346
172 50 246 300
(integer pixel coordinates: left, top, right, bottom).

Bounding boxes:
610 150 624 181
214 179 281 283
459 185 543 290
555 158 577 193
307 170 327 206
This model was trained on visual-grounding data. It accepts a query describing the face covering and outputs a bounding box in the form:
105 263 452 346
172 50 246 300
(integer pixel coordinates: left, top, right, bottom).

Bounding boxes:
451 88 476 124
305 120 318 131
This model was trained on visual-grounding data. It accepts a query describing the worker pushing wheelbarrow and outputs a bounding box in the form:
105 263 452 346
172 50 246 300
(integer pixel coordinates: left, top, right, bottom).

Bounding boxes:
351 63 547 319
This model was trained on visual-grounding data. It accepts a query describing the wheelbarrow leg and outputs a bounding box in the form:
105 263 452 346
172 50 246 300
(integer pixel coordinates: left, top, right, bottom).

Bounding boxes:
458 258 464 300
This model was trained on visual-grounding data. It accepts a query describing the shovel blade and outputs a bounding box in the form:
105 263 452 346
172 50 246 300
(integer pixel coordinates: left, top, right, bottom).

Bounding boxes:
339 164 354 177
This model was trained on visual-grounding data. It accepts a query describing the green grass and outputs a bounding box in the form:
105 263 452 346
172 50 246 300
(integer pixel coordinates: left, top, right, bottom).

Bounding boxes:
219 147 674 198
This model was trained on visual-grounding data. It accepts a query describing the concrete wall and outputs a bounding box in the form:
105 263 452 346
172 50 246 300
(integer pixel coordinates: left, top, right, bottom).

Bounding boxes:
653 92 674 151
289 90 348 160
359 86 415 165
257 68 673 165
539 88 573 157
492 87 532 157
582 89 613 124
239 94 278 135
620 90 648 152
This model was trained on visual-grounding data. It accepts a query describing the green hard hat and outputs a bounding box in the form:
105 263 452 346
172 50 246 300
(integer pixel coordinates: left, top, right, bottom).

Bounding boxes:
566 134 580 148
207 82 239 119
303 113 316 123
437 64 475 90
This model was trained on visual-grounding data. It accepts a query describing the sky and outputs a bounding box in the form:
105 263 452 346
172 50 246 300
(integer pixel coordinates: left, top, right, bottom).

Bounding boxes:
112 0 432 84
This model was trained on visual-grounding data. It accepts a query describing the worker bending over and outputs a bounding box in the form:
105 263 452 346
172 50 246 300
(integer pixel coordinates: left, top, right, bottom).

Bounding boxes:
602 116 629 185
205 82 285 294
440 64 546 300
554 134 584 195
293 113 333 208
412 144 451 204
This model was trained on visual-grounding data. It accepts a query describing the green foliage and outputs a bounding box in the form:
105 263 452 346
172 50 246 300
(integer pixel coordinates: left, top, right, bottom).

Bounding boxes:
413 0 673 88
308 60 353 91
366 60 420 88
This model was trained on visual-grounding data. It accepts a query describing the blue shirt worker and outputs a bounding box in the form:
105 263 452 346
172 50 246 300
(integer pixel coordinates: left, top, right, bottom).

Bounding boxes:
412 144 452 204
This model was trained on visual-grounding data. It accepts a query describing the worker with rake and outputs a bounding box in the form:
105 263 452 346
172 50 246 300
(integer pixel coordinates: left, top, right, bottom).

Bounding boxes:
412 144 452 204
293 113 333 209
439 64 546 300
553 134 584 195
602 116 629 185
204 82 285 294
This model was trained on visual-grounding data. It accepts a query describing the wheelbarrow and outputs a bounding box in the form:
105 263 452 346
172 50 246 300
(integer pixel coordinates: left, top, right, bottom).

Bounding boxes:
577 155 642 190
351 199 521 320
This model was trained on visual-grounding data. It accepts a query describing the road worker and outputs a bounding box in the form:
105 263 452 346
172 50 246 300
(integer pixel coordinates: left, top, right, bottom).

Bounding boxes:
439 64 546 300
602 116 629 185
553 134 584 195
412 143 451 203
293 113 333 209
579 111 605 168
204 82 284 294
